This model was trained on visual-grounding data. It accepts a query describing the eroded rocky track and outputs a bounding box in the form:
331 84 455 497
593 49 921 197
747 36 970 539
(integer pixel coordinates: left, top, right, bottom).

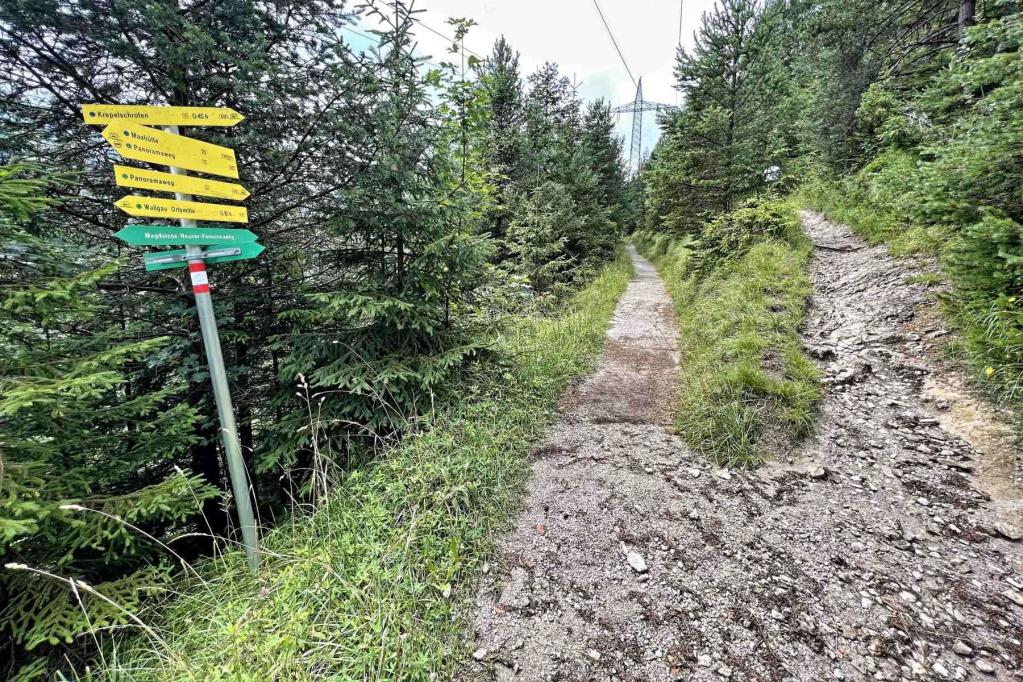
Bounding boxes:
465 221 1023 682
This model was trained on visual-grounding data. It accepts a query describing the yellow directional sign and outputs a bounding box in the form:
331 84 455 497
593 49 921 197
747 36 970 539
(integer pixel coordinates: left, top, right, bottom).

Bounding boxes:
113 165 250 201
115 195 248 223
102 124 239 179
83 104 244 127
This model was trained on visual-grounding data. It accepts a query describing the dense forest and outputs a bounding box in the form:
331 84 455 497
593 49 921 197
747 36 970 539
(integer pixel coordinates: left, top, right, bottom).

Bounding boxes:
2 0 1021 678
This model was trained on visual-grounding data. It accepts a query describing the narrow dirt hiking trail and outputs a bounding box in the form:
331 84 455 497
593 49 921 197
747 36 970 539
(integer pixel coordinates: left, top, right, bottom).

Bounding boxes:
466 228 1023 682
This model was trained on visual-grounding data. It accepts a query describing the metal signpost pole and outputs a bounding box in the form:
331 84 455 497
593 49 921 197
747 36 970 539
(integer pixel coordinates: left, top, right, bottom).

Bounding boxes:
165 125 260 571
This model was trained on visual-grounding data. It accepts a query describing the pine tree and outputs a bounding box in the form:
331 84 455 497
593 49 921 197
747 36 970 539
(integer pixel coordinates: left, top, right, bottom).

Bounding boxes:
262 7 491 475
524 63 579 183
582 99 628 224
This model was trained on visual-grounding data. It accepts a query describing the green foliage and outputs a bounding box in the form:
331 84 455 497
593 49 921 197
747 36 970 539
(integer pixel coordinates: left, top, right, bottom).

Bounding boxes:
797 170 938 258
699 198 794 264
0 164 217 666
476 45 627 289
104 255 633 680
635 200 820 466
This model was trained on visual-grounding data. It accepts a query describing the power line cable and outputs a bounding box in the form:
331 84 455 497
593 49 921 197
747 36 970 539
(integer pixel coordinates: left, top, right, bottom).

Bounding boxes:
591 0 637 88
409 17 486 59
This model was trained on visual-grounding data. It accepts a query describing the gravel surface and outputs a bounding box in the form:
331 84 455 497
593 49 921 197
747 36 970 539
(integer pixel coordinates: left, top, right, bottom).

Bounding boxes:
465 221 1023 681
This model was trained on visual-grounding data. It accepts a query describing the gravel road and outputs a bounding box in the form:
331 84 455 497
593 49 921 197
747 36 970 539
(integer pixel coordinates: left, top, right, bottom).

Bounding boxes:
465 219 1023 681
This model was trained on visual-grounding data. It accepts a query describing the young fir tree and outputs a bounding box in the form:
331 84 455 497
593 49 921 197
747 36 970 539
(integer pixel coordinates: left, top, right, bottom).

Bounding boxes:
582 99 628 225
262 5 490 478
0 163 217 675
523 63 580 183
479 36 527 244
504 62 622 295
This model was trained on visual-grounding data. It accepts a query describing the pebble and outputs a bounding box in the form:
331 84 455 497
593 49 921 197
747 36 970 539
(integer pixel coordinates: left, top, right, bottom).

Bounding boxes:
899 591 917 603
952 640 972 656
975 659 995 674
1003 589 1023 606
993 521 1022 541
698 654 713 667
627 551 648 574
472 648 487 661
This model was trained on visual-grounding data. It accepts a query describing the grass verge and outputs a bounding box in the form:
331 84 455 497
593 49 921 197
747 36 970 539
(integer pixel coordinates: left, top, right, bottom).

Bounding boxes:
633 201 820 467
101 253 633 680
796 175 942 258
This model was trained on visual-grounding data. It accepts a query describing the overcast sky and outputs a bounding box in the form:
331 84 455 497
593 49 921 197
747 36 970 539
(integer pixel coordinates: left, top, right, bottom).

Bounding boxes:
354 0 720 162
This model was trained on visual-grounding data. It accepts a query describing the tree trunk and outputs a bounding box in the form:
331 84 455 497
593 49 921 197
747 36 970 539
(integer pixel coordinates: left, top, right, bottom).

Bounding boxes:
959 0 976 40
190 433 229 545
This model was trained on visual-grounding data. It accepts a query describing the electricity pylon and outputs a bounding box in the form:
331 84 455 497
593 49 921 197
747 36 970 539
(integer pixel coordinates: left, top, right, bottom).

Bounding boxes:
612 78 670 177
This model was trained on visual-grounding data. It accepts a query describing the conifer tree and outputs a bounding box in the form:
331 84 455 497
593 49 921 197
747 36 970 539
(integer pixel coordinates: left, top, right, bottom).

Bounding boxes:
582 99 628 223
0 163 217 670
479 36 527 243
645 0 783 232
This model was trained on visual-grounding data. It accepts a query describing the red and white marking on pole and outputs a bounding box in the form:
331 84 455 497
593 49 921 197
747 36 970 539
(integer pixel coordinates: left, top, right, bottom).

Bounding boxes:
189 261 210 295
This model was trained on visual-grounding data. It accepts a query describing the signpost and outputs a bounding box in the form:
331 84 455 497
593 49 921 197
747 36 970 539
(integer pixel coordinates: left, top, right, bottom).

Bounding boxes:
114 195 248 223
86 104 261 571
82 104 244 127
114 165 250 201
114 225 258 247
102 123 239 178
143 243 265 271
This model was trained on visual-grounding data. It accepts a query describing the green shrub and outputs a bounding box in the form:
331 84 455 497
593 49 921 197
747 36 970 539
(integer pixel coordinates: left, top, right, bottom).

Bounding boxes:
797 173 939 258
699 197 793 263
0 164 218 672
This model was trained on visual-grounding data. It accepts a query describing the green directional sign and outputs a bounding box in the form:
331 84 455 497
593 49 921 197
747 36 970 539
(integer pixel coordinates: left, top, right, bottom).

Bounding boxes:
143 243 265 271
115 225 258 247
